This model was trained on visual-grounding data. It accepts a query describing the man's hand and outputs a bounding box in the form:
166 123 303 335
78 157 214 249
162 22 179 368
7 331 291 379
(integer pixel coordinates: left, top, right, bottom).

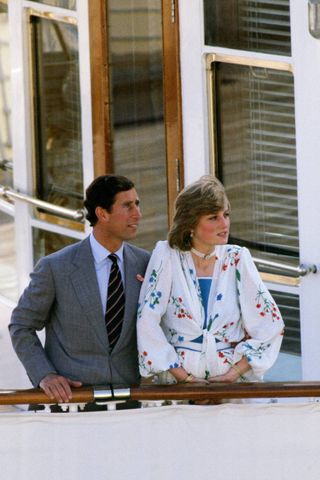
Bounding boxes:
39 373 82 403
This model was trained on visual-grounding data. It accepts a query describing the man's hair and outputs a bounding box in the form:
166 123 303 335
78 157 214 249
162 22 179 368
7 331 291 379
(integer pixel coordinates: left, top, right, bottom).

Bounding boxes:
84 175 135 226
168 175 230 251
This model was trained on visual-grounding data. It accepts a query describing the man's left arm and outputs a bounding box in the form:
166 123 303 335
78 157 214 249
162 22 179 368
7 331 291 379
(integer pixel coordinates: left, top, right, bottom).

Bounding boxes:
9 257 61 387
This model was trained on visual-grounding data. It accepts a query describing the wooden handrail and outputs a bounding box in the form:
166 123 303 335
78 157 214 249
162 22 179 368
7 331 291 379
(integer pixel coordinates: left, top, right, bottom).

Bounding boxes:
2 381 320 406
0 387 95 405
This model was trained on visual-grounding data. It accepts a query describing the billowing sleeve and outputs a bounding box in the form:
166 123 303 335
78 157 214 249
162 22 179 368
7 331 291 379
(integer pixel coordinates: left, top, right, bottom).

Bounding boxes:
233 247 285 379
137 241 180 377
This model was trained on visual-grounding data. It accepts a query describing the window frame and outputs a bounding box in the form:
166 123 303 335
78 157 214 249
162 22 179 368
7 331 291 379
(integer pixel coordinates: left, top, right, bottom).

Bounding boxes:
88 0 184 224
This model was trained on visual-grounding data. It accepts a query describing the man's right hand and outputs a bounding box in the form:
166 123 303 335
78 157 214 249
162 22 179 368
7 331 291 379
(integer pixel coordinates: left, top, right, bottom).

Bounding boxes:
39 373 82 403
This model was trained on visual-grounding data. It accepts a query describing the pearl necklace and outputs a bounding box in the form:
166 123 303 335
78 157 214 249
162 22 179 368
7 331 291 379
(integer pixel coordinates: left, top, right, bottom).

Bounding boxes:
191 247 216 261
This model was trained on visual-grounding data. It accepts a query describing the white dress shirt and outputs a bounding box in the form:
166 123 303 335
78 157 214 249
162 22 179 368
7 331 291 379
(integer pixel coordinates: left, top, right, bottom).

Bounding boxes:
89 233 125 314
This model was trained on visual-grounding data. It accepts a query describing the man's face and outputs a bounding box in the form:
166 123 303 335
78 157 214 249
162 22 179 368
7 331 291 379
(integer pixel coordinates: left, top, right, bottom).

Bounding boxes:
102 188 142 242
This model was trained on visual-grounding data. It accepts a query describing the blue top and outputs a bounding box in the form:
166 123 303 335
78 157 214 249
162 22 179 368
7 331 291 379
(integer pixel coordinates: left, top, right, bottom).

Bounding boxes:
198 277 212 329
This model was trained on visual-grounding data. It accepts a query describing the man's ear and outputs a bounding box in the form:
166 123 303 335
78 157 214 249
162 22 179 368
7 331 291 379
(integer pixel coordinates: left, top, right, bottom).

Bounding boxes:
95 206 110 223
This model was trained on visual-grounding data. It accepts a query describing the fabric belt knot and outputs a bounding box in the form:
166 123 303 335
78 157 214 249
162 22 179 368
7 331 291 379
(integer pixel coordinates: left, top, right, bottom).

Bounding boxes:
105 253 125 350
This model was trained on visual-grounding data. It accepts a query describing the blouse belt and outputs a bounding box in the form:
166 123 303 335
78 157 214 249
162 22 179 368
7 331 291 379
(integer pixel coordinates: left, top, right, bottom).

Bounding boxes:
200 329 235 354
201 330 217 356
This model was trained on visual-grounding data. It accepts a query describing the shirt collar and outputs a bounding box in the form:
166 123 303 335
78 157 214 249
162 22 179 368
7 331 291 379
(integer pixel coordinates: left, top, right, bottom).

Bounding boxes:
90 233 124 264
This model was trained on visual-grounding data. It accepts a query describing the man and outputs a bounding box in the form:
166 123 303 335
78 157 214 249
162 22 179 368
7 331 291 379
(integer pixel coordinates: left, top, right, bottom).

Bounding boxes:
9 175 150 403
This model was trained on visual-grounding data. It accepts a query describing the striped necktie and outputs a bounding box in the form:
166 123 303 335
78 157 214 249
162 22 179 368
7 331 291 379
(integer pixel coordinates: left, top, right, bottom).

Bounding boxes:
105 253 125 350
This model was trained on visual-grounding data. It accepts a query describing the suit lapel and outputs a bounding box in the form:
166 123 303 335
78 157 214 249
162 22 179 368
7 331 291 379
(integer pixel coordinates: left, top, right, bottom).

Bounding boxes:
70 237 109 349
112 243 140 352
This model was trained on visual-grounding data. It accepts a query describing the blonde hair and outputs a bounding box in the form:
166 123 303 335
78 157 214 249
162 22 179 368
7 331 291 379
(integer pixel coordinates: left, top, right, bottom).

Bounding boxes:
168 175 229 251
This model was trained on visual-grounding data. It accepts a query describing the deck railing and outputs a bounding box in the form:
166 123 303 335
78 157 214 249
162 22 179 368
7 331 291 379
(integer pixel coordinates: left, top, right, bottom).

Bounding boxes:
1 381 320 407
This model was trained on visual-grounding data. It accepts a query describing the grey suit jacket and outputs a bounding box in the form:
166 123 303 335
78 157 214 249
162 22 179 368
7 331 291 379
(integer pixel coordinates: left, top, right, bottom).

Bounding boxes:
9 237 150 387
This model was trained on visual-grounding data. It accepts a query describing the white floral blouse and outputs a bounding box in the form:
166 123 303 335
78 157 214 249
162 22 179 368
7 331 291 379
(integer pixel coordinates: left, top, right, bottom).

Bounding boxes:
137 241 284 382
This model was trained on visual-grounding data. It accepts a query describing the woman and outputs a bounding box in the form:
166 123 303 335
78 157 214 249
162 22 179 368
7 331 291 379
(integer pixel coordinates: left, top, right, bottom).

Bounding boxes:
137 176 284 385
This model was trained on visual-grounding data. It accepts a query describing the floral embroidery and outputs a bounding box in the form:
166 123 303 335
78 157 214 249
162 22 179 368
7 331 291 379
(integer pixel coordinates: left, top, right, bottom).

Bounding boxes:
138 264 163 315
242 342 271 362
170 296 193 319
213 321 235 342
207 313 219 331
217 350 233 362
188 268 198 289
168 328 185 344
169 362 180 369
190 269 203 304
177 350 185 364
255 285 281 321
222 248 241 292
222 247 241 272
139 351 156 374
149 290 162 309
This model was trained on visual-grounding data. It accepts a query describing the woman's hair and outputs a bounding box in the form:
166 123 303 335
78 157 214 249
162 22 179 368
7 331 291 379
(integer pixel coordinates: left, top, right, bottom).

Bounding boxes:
168 175 230 251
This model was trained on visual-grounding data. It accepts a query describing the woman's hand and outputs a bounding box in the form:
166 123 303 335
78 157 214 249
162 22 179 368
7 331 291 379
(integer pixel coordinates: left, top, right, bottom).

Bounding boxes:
208 369 239 383
169 366 209 384
187 376 210 385
209 357 251 383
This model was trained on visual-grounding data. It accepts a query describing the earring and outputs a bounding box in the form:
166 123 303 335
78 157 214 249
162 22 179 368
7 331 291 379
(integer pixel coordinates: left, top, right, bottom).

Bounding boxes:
190 231 193 238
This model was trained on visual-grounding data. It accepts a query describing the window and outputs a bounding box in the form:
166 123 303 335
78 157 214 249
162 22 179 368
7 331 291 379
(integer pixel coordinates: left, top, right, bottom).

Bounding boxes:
204 0 291 55
31 16 83 222
32 0 76 9
107 1 168 249
208 58 298 267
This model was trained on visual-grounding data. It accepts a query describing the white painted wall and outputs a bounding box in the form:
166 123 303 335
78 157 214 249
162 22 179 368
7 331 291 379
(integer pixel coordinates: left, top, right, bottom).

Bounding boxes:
291 0 320 379
178 0 320 379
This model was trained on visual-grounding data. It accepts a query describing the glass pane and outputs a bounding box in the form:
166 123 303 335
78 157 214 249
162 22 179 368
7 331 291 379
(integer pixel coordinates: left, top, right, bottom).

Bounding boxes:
108 0 168 250
32 0 76 9
212 62 298 266
271 290 300 355
0 2 13 188
32 17 83 217
0 211 18 302
265 290 301 381
32 228 78 263
204 0 291 56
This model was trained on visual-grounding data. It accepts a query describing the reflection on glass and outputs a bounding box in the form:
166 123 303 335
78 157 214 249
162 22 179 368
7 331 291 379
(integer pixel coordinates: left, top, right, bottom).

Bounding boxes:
108 1 168 250
32 17 83 217
32 228 78 263
32 0 76 9
212 62 298 265
0 211 18 301
204 0 291 56
0 3 13 188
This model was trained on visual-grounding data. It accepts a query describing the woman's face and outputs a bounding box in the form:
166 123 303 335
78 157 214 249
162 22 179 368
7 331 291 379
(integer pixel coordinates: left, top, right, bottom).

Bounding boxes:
192 208 230 249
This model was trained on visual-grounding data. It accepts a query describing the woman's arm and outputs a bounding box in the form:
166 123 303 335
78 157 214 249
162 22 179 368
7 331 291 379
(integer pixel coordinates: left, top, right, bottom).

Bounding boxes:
137 242 181 377
169 366 209 384
208 357 251 383
232 247 285 379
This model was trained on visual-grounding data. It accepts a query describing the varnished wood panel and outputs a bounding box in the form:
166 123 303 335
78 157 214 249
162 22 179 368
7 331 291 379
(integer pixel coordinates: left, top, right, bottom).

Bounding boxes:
88 0 184 227
161 0 184 224
88 0 112 175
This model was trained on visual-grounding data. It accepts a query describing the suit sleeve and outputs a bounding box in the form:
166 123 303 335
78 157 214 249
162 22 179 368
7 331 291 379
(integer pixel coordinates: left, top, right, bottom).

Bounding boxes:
9 257 58 386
